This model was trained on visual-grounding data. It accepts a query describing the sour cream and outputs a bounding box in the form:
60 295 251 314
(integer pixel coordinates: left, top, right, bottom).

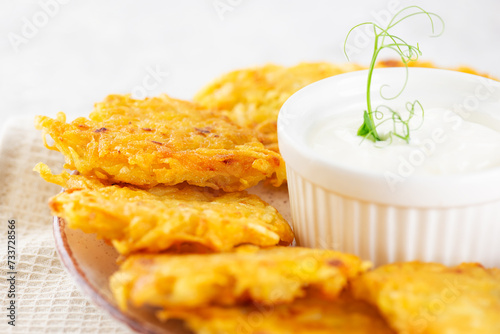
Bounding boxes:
308 107 500 176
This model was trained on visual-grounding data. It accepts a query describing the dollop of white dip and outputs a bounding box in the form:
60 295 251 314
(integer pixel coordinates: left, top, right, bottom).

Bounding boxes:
308 107 500 176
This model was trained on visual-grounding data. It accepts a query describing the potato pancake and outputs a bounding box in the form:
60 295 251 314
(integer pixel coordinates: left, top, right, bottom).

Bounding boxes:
158 294 395 334
352 262 500 334
35 94 285 192
376 59 498 80
109 246 370 311
36 164 293 255
194 62 365 152
195 61 495 153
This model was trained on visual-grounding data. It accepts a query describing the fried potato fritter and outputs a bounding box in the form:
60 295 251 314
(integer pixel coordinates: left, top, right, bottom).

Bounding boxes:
195 61 496 153
376 59 498 80
158 294 395 334
352 262 500 334
35 94 285 192
109 246 371 311
36 164 293 255
194 62 365 152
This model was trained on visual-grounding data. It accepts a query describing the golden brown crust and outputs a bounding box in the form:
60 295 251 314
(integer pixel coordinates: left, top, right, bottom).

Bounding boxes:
35 94 285 192
195 61 497 155
194 62 366 153
158 293 395 334
351 262 500 334
110 246 371 311
37 165 293 255
376 59 498 80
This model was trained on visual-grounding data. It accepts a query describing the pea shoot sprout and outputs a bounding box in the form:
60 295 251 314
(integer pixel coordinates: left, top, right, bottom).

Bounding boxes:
344 6 444 143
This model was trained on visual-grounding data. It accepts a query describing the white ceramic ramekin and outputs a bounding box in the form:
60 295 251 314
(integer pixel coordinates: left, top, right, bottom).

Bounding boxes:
278 68 500 267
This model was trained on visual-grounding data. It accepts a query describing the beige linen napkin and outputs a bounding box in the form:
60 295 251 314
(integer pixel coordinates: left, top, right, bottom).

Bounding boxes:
0 118 132 334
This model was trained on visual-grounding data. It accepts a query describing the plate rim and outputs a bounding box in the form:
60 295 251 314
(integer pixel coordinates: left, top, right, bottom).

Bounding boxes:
52 216 171 334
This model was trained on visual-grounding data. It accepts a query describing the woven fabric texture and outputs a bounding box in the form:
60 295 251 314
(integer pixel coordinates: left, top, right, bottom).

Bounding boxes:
0 118 132 334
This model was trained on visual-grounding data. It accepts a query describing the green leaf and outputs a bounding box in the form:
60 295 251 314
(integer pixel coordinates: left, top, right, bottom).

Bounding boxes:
357 111 370 136
357 110 378 142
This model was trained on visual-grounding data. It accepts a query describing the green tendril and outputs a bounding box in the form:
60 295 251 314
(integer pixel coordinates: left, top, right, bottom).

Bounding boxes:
343 6 444 143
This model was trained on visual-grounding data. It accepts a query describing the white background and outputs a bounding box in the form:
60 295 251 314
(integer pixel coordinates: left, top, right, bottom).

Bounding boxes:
1 0 500 128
